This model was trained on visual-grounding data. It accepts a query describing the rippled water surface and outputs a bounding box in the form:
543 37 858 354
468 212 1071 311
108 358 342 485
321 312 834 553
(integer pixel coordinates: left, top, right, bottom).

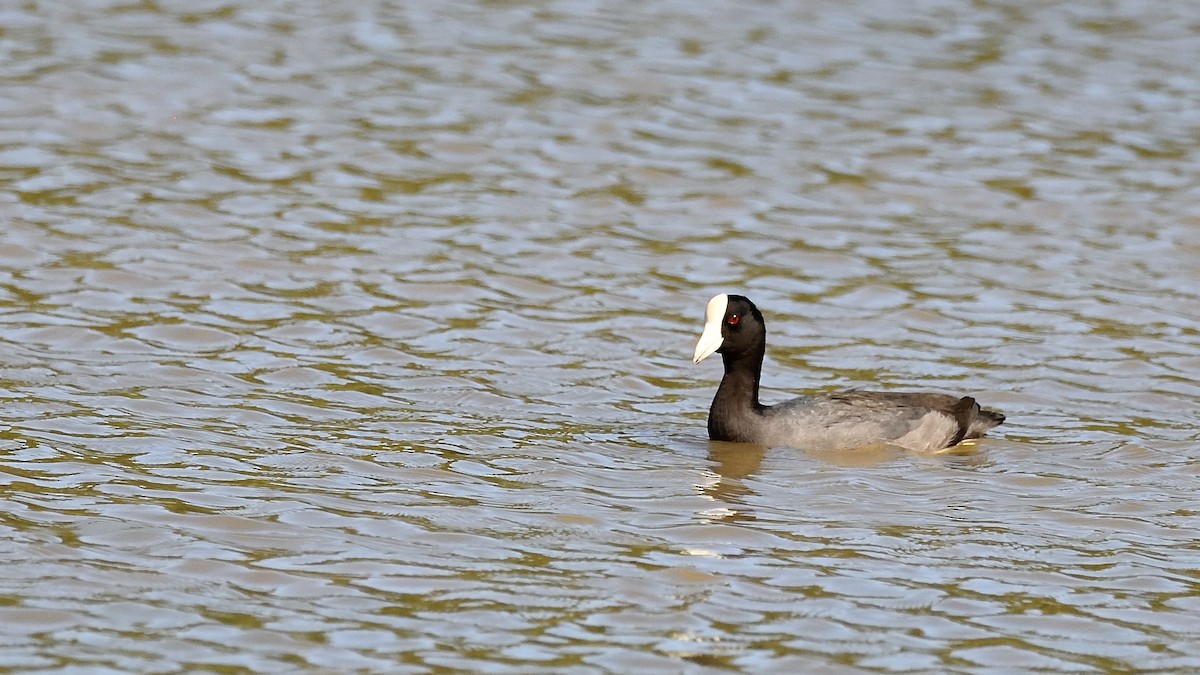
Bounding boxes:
3 1 1200 672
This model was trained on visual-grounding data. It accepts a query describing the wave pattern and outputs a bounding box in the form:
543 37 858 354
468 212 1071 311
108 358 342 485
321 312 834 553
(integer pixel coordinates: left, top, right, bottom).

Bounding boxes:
1 0 1199 671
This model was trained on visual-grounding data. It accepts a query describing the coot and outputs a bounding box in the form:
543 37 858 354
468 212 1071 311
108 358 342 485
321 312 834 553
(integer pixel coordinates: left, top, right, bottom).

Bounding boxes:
693 294 1005 452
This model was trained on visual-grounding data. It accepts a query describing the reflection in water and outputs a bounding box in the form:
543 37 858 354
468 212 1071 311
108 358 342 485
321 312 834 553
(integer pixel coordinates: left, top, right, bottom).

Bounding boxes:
697 442 767 522
1 0 1199 671
707 441 769 481
803 443 908 468
699 441 979 523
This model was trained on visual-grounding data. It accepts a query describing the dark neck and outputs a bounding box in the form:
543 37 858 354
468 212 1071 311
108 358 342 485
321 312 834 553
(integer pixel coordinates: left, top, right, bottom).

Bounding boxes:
707 346 766 441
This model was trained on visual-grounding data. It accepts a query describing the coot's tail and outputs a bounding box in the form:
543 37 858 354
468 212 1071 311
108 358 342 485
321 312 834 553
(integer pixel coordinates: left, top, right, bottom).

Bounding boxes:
946 396 1006 447
967 406 1005 438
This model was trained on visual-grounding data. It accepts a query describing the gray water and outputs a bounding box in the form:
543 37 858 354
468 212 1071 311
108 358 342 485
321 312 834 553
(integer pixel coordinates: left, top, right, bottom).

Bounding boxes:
2 1 1199 672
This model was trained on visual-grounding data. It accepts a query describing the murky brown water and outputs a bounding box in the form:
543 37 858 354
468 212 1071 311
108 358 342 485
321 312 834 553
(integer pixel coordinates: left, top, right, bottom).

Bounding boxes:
2 1 1199 672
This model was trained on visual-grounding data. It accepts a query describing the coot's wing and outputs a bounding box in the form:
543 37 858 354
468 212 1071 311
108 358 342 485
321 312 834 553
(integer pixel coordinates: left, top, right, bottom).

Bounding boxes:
764 391 981 451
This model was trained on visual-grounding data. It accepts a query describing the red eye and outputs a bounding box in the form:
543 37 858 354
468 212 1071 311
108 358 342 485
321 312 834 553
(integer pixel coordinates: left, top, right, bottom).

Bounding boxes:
728 314 740 325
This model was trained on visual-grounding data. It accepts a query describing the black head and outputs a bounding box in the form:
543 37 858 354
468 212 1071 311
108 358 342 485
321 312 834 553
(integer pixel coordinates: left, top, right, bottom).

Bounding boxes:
692 293 766 364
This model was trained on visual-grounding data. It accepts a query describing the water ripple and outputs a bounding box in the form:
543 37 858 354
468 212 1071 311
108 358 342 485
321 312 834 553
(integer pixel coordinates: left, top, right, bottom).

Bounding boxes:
2 0 1200 672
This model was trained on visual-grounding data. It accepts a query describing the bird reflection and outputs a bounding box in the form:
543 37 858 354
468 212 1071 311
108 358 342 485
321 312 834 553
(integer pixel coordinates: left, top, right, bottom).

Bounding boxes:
696 441 768 523
695 440 982 523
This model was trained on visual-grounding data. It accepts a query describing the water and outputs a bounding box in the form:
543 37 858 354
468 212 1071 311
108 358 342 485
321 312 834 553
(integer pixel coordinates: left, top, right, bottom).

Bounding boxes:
2 0 1199 672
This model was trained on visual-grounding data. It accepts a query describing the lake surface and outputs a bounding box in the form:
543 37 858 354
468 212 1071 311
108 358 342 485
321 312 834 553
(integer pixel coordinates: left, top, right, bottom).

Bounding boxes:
2 0 1199 672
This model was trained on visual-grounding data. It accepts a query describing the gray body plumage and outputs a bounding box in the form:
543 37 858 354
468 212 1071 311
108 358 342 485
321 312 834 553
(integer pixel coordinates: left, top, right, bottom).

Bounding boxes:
710 387 1002 453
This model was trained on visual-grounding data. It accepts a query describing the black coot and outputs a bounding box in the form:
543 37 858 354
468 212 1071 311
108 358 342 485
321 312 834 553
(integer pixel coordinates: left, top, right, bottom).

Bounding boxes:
693 294 1005 452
